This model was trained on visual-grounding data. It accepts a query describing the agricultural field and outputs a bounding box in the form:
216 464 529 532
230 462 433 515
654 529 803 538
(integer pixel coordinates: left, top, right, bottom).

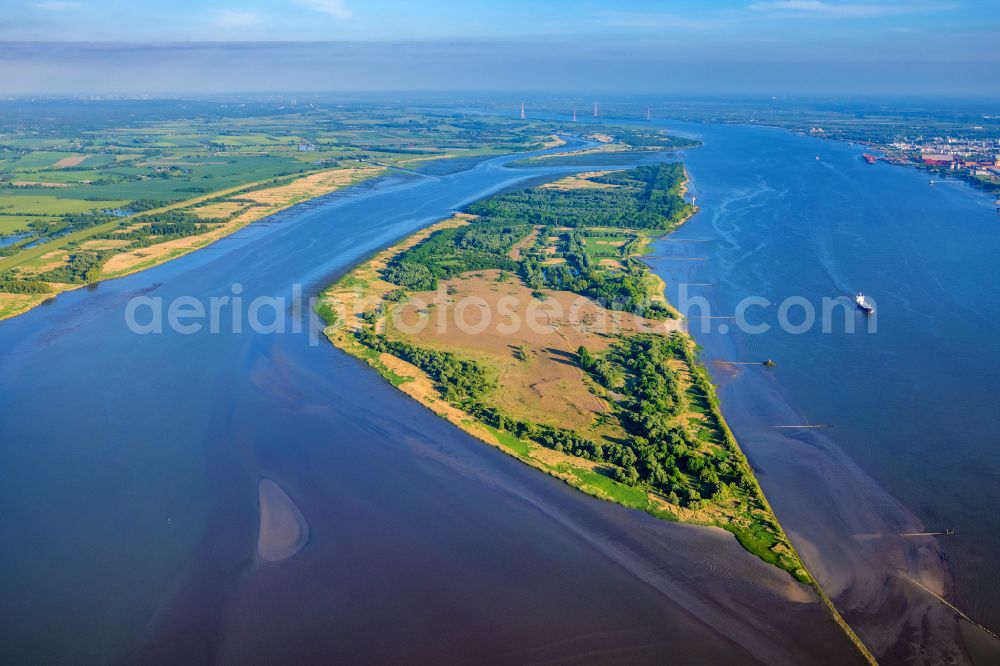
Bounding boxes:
0 100 562 318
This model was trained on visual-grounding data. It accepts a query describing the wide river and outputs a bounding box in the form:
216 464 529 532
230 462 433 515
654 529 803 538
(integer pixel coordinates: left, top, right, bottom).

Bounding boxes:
644 118 1000 664
0 118 997 664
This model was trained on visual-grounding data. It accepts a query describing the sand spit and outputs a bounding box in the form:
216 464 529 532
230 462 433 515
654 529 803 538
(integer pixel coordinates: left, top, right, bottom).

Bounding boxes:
257 478 310 562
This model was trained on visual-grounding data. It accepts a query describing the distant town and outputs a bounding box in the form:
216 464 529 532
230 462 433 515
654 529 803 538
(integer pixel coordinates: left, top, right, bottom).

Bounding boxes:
853 133 1000 192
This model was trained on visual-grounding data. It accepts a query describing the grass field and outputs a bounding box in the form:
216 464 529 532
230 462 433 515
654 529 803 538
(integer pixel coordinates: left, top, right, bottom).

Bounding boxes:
385 270 674 439
0 217 40 234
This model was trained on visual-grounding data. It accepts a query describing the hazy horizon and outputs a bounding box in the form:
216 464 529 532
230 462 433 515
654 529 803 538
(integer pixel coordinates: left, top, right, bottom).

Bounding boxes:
1 1 997 97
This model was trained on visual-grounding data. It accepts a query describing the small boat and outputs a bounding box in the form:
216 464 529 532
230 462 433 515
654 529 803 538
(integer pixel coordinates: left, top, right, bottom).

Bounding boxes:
856 292 874 314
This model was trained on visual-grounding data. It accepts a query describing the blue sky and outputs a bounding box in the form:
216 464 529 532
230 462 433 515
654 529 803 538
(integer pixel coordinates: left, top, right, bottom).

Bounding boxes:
3 0 995 42
0 1 997 95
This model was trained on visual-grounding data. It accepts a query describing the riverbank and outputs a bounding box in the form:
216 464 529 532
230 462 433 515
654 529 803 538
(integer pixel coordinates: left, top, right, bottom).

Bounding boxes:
0 166 385 321
317 164 875 663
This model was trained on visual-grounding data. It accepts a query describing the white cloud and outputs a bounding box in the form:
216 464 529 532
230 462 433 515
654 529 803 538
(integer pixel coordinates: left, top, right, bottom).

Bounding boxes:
33 1 80 10
748 1 947 18
214 9 262 28
294 0 352 20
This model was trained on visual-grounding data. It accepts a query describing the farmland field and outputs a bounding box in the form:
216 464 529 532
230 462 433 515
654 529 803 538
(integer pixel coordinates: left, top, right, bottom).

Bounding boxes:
0 100 565 318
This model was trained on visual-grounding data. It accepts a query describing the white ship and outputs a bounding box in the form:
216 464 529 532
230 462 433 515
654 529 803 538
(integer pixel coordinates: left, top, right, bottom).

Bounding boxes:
855 292 874 314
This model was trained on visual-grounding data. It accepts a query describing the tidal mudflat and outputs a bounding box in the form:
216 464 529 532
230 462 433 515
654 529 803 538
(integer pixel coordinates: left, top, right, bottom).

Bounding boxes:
257 479 309 562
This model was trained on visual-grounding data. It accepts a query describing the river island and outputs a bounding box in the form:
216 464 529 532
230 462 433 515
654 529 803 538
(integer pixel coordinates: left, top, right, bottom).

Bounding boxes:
316 161 875 662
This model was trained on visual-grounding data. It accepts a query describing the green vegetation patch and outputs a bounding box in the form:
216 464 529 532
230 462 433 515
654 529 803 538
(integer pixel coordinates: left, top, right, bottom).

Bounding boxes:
383 163 691 318
566 465 657 512
0 272 50 294
383 222 528 290
484 425 531 458
466 163 693 231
